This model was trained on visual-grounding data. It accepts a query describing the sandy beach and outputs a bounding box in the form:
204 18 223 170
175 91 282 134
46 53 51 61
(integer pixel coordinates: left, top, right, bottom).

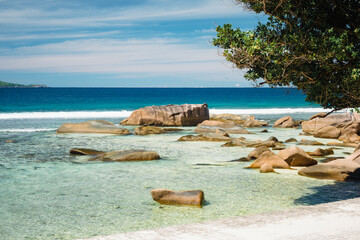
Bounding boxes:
81 197 360 240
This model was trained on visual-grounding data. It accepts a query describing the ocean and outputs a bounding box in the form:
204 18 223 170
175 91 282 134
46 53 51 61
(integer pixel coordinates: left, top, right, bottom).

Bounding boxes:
0 88 357 240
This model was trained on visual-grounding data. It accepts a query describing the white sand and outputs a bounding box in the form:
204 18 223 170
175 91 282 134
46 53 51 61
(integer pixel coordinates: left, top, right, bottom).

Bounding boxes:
80 197 360 240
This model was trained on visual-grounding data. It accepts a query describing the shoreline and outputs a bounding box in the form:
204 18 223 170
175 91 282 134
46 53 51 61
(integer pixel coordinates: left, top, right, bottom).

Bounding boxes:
80 197 360 240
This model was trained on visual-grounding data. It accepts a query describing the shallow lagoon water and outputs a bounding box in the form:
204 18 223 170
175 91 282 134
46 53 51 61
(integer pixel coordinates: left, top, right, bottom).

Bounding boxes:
1 117 360 239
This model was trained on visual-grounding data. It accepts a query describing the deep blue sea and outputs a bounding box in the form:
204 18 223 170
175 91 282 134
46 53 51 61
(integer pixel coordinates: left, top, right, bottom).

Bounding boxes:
2 88 356 240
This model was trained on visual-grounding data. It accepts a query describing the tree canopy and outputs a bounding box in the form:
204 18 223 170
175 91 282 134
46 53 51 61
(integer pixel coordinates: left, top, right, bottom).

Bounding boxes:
213 0 360 110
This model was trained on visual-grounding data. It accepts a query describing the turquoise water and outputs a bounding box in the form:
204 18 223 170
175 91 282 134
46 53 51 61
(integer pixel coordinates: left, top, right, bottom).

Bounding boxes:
1 88 358 239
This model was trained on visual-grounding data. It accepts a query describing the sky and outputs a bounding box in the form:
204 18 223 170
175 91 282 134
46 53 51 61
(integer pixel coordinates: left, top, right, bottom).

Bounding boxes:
0 0 264 87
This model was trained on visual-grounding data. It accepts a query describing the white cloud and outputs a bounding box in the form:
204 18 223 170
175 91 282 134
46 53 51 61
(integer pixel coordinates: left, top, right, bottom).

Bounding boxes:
0 38 236 75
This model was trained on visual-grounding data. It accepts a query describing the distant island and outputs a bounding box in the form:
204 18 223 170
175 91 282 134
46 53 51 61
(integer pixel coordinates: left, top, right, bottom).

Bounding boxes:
0 81 48 88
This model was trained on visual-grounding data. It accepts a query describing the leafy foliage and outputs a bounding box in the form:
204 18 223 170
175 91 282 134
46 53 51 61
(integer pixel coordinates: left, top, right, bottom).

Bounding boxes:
213 0 360 110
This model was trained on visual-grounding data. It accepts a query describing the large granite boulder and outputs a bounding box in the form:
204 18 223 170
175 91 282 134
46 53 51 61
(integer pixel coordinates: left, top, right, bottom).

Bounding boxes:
150 189 205 207
298 149 360 181
95 150 160 162
248 152 290 169
247 146 271 159
302 112 360 143
273 116 297 128
194 120 249 134
120 104 209 126
135 126 165 135
57 120 130 135
278 146 317 166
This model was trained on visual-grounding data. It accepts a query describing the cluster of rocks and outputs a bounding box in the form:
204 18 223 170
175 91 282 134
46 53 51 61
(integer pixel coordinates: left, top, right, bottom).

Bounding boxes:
55 104 360 207
302 112 360 143
246 146 318 173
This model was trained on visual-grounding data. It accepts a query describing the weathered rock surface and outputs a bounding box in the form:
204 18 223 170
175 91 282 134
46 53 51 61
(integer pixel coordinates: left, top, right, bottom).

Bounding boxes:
194 120 250 134
210 114 252 125
96 150 160 162
260 163 275 173
273 116 298 128
298 139 324 146
70 148 105 155
301 112 360 143
247 146 271 159
278 146 317 166
222 138 279 148
120 104 209 126
326 142 358 148
150 189 205 207
135 126 165 135
307 148 334 157
177 132 231 142
57 120 130 135
242 116 269 128
248 152 290 169
298 149 360 181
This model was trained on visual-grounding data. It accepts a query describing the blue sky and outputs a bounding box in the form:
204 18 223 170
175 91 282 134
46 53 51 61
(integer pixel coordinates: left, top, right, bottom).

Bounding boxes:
0 0 263 87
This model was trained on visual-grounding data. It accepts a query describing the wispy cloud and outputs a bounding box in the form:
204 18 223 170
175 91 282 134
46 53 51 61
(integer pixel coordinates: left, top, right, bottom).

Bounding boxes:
0 38 234 74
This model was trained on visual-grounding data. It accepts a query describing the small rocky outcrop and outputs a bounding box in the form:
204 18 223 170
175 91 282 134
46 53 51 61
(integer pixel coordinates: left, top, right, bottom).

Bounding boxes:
70 148 105 155
278 146 317 166
326 142 358 148
135 126 165 135
210 113 252 125
260 163 275 173
298 149 360 181
273 116 298 128
285 138 298 143
5 140 15 143
242 116 269 128
247 146 271 159
222 138 279 148
150 189 205 207
177 132 231 142
57 120 130 135
247 152 290 169
120 104 209 126
194 120 250 134
307 148 334 157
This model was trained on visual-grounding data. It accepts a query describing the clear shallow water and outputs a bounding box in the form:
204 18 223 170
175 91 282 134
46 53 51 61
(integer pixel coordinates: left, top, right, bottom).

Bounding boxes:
1 88 359 239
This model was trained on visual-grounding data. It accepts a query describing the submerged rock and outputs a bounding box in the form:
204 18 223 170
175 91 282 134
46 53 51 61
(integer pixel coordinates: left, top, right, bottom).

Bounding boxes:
298 139 324 146
120 104 209 126
222 137 280 148
326 142 358 148
70 148 105 155
177 133 231 142
150 189 205 207
5 140 16 143
278 146 317 166
194 120 250 134
97 150 160 162
57 120 130 135
135 126 165 135
285 138 298 143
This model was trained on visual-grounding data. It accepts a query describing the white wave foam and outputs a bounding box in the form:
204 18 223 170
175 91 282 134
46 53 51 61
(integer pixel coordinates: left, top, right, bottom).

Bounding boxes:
0 108 348 120
209 108 346 115
0 111 132 119
0 128 57 132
